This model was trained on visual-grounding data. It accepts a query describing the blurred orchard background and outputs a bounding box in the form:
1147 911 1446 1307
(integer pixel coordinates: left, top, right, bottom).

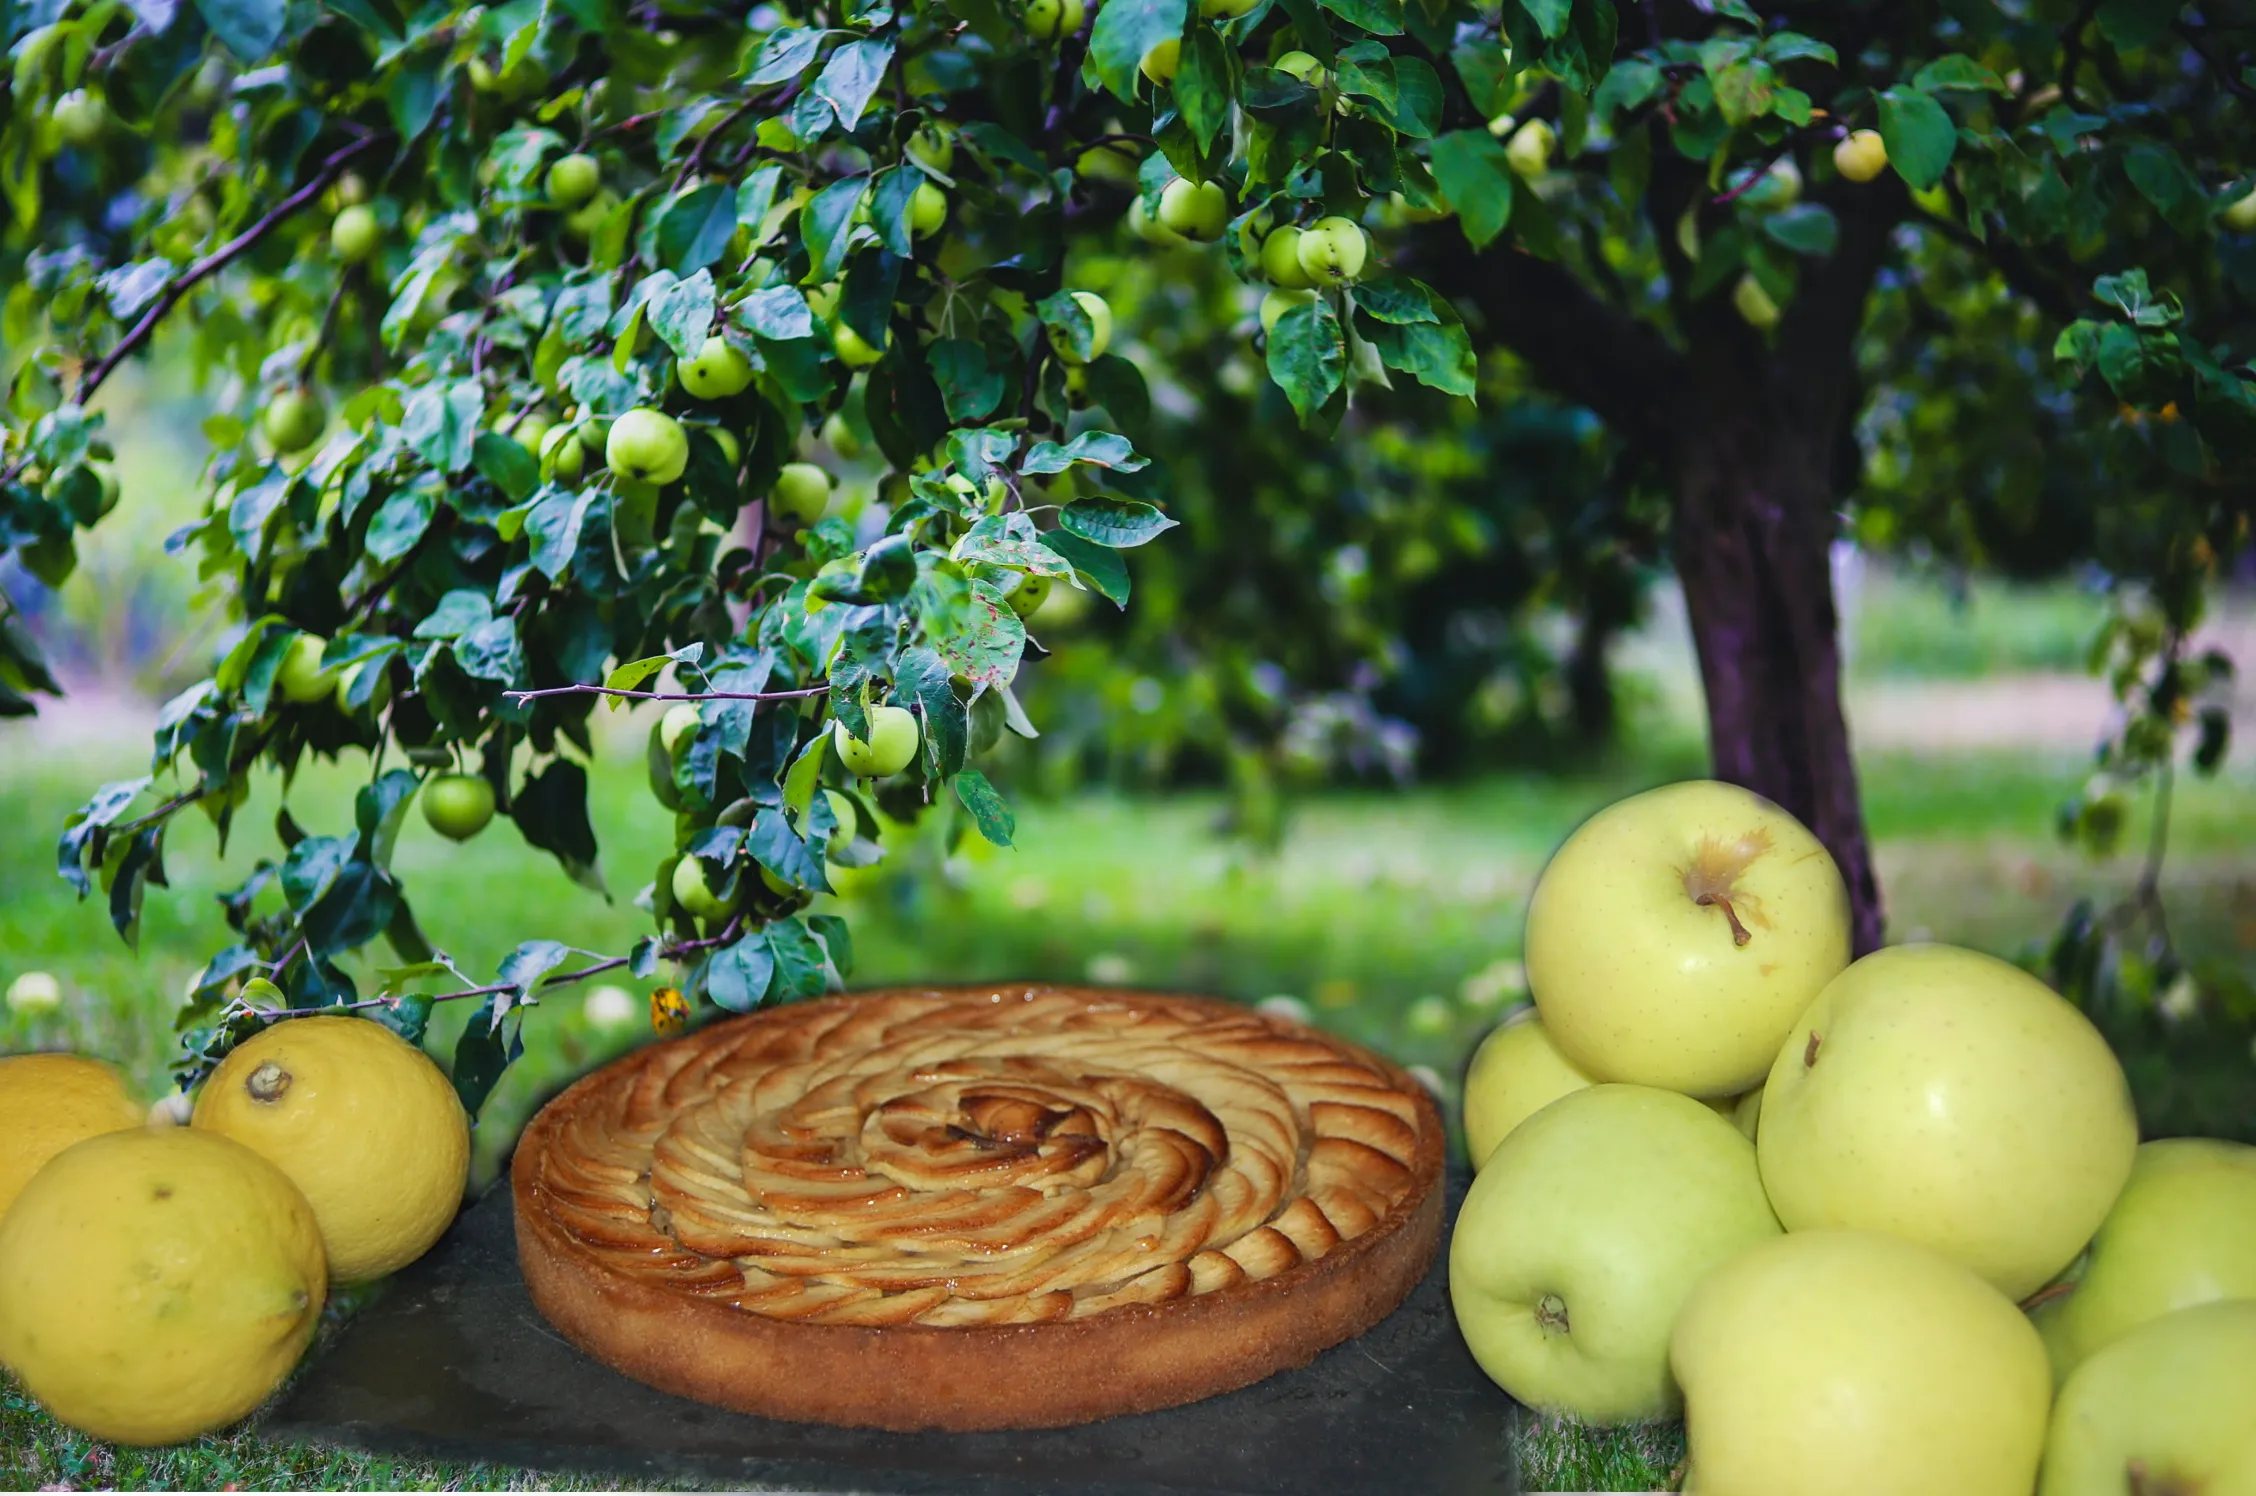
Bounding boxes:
6 305 2255 1198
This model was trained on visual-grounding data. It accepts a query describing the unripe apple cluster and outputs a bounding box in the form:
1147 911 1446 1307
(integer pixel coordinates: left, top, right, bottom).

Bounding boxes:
1444 778 2242 1494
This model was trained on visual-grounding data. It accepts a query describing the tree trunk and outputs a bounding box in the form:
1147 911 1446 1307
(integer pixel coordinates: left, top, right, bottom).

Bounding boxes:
1673 415 1885 956
1409 168 1905 955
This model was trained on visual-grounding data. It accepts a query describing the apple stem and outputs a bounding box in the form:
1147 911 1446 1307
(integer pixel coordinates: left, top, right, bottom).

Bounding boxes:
1803 1031 1822 1068
1696 892 1754 946
2018 1280 2076 1313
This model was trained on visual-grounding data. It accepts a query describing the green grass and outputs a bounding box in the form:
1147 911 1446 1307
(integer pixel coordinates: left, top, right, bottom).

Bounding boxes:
4 720 2255 1491
1846 566 2104 681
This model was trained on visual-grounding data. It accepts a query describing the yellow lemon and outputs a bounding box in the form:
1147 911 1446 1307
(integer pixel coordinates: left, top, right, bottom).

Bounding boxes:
0 1128 326 1445
0 1053 147 1220
192 1016 468 1282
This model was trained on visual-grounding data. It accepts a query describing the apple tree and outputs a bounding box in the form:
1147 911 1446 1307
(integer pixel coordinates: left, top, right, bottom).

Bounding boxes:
3 0 2253 1111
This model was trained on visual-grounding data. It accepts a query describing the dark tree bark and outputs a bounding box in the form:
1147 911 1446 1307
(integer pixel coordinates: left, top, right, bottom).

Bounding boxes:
1410 170 1908 955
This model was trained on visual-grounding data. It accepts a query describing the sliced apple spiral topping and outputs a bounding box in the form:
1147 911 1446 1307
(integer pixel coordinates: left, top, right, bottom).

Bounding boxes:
525 987 1431 1328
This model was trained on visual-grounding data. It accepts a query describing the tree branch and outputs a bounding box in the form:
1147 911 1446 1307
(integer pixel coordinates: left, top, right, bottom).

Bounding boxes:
2175 20 2256 104
1404 229 1691 455
80 135 386 408
503 682 830 705
251 919 749 1022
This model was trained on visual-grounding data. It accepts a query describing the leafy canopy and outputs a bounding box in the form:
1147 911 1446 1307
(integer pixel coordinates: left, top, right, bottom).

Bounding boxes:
3 0 2254 1104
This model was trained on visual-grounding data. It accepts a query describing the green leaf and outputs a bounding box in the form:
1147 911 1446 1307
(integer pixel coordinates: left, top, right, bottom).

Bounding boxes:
1040 529 1130 607
1266 298 1346 426
451 996 522 1117
645 268 718 358
811 37 894 131
604 643 703 706
928 339 1006 423
453 616 526 685
1877 87 1957 191
746 25 828 85
364 485 435 565
807 913 854 980
1087 0 1187 102
655 186 739 275
1912 56 2009 93
1712 59 1776 126
2095 0 2178 51
402 382 484 474
953 768 1015 847
1320 0 1403 35
705 936 775 1012
750 808 830 893
1760 33 1837 66
1020 430 1150 475
896 646 969 777
1057 497 1179 548
1383 57 1442 139
765 918 830 1000
512 759 606 895
1353 276 1445 325
1429 129 1516 249
1177 25 1238 155
1036 290 1104 365
471 431 540 502
414 589 494 641
1759 203 1840 257
800 175 868 284
496 939 571 1018
919 574 1027 692
195 0 284 59
2123 145 2208 235
1358 312 1476 397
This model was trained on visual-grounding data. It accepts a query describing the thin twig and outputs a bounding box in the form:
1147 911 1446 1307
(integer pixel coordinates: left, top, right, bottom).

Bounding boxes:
84 137 384 406
678 95 766 188
298 266 355 381
2175 20 2256 103
253 920 748 1021
1 134 385 486
503 681 830 705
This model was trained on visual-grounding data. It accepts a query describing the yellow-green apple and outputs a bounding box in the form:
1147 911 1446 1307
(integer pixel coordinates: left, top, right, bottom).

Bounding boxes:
2226 186 2256 232
769 462 833 527
1523 779 1851 1097
677 337 753 399
1757 943 2138 1300
1261 226 1313 287
1459 1008 1595 1169
1157 177 1228 241
1046 291 1112 364
671 856 737 922
1449 1085 1780 1424
1728 1087 1761 1141
834 705 920 777
606 408 689 484
2038 1299 2256 1496
420 774 495 842
1671 1229 2051 1496
548 152 601 207
2029 1137 2256 1385
1294 216 1368 286
274 634 336 703
1259 288 1317 336
1834 128 1890 183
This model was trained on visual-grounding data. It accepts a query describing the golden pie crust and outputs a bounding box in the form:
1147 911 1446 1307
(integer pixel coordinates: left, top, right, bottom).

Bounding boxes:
512 984 1445 1430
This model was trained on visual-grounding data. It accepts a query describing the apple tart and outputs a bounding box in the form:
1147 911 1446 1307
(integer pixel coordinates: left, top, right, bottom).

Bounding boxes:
512 984 1444 1430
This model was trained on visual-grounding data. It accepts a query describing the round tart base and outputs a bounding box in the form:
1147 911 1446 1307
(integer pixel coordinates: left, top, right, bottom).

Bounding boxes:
512 985 1445 1432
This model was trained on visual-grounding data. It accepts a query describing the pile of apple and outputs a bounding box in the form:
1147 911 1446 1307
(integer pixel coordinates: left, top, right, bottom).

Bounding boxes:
1447 781 2256 1496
